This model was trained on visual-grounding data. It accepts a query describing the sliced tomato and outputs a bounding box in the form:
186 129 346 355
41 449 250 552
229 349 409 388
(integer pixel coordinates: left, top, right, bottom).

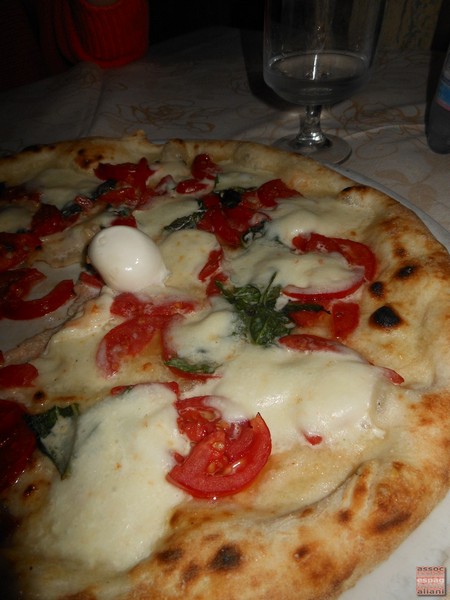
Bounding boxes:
379 366 404 385
148 174 176 197
94 186 139 208
331 301 359 340
79 270 104 290
174 396 222 443
30 203 78 236
198 248 223 282
278 333 345 353
197 205 242 247
110 214 137 227
0 268 45 307
198 248 228 296
256 179 299 207
0 232 41 272
110 292 147 318
94 157 154 193
0 363 38 388
191 153 221 181
96 315 157 376
0 399 36 491
283 268 364 304
303 432 323 446
98 298 196 376
167 413 271 498
2 279 74 320
292 233 377 282
176 179 210 195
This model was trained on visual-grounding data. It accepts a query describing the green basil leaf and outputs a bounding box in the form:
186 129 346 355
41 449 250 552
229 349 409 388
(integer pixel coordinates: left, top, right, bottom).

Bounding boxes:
164 357 218 375
218 274 293 346
163 211 204 232
25 405 79 477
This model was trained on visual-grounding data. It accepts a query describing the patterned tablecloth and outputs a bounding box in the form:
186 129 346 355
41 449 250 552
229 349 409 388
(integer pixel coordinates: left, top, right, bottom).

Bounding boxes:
0 25 449 600
0 27 449 232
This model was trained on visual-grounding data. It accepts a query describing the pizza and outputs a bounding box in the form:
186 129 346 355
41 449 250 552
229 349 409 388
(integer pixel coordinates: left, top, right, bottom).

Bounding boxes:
0 132 449 600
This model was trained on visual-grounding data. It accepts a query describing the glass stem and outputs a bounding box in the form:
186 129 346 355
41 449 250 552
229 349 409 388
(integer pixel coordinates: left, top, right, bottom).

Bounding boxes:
294 105 328 149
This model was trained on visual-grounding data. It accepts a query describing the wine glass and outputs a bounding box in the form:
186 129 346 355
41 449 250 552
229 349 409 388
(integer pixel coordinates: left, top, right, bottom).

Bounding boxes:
263 0 385 163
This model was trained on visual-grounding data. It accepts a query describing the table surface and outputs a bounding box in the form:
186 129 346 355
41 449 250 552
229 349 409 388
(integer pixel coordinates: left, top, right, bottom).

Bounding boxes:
0 25 449 600
0 26 449 231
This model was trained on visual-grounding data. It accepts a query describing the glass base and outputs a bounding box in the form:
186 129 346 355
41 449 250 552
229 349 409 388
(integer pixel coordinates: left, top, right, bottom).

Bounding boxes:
273 134 351 165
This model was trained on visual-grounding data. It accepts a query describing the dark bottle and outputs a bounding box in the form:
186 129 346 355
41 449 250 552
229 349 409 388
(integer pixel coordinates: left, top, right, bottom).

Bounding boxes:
427 45 450 154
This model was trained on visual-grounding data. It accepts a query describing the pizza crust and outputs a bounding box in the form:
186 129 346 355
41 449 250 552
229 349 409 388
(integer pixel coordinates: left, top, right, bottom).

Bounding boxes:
0 134 449 600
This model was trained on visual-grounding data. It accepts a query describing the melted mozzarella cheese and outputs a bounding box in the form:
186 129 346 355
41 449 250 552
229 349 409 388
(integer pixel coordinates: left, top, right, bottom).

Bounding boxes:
29 169 99 208
88 226 168 292
159 229 219 290
215 169 271 190
135 197 199 240
166 300 242 366
33 384 189 571
266 196 367 245
194 344 385 452
228 239 359 290
0 205 34 232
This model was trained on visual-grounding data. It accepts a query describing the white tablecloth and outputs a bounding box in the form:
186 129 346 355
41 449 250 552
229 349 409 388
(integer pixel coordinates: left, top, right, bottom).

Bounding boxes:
1 27 449 231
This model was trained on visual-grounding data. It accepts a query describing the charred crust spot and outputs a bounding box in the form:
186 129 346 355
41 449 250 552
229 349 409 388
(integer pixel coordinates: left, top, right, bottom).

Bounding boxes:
395 264 418 279
394 247 407 258
182 562 200 583
23 483 38 498
369 281 384 298
370 305 402 328
299 507 315 519
208 544 242 571
373 511 411 533
75 148 104 169
293 545 311 561
32 390 46 404
155 548 184 564
337 509 352 523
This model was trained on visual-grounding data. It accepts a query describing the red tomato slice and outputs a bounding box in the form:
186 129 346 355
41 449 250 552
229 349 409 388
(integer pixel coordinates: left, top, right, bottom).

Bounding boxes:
110 214 137 228
31 203 78 236
0 268 45 307
0 363 38 388
94 157 154 193
283 267 364 303
198 248 224 282
2 279 74 320
0 399 36 491
257 179 299 207
331 301 360 340
292 233 377 282
167 413 271 498
110 292 148 318
0 232 41 272
197 206 242 247
303 432 323 446
98 299 196 376
78 271 103 290
150 174 176 196
191 153 221 181
96 316 157 376
174 396 222 443
379 366 404 385
176 179 210 195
